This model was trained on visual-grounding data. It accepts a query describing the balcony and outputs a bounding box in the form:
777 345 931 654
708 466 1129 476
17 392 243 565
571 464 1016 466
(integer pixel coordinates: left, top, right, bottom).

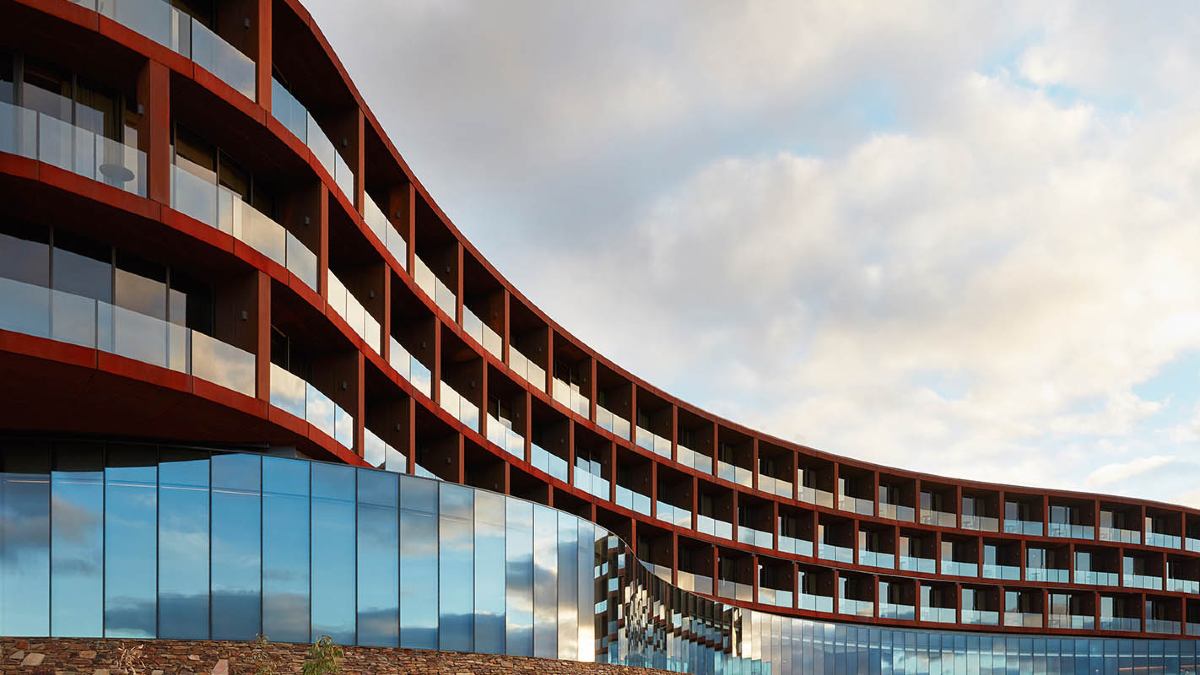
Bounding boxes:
387 338 432 398
940 560 978 578
1003 612 1043 628
696 514 733 540
858 550 895 570
1122 572 1163 591
736 525 774 550
961 515 999 533
920 509 956 528
838 494 874 517
270 363 353 448
961 609 999 626
1146 619 1181 635
920 607 955 623
1099 526 1141 545
1003 519 1043 536
552 378 589 418
362 427 406 473
463 306 503 361
1025 567 1069 584
799 485 834 509
529 442 568 483
615 485 651 516
758 587 793 609
758 474 793 499
596 404 631 440
838 598 874 618
571 459 608 500
778 534 813 557
362 192 407 270
1047 614 1095 630
0 276 255 398
271 79 354 199
507 345 546 393
412 256 456 319
636 426 672 459
169 164 320 290
675 571 713 596
717 579 753 603
982 564 1020 581
655 500 692 529
899 556 936 574
717 460 753 488
1147 532 1182 549
1188 538 1200 553
437 381 479 432
1100 617 1140 632
798 593 834 613
1073 569 1119 586
878 502 915 522
1048 522 1094 540
327 271 381 352
818 543 853 564
879 603 915 621
1168 578 1200 594
675 443 708 472
1 100 146 196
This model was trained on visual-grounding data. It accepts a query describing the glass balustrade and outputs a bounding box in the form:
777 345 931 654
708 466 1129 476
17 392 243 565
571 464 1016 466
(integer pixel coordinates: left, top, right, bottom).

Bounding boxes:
1026 567 1070 584
899 556 936 574
437 380 479 432
1004 612 1044 628
654 501 691 529
940 560 978 577
962 610 1000 626
411 255 456 317
486 414 525 461
736 525 774 550
551 378 590 418
878 503 915 522
1073 569 1119 586
0 100 147 196
799 485 834 508
777 535 813 557
411 461 441 481
635 426 671 458
818 543 853 564
1004 519 1044 536
362 427 407 474
920 607 956 624
1122 573 1163 591
982 564 1020 581
675 571 713 596
1100 617 1140 632
838 598 874 618
760 588 794 609
838 494 874 516
798 594 834 613
676 445 709 473
0 276 254 396
1048 614 1095 630
190 20 256 99
326 270 380 352
269 363 353 448
614 485 651 516
169 164 318 290
961 515 999 532
1168 578 1200 594
386 337 432 398
1146 619 1180 635
506 345 546 393
696 514 733 540
595 404 630 440
268 79 359 204
528 442 568 483
572 462 608 500
1099 527 1141 545
1147 532 1182 549
362 192 408 269
757 475 793 499
717 580 753 603
716 460 752 488
879 603 915 621
1048 522 1094 540
858 550 895 569
1189 622 1200 636
920 509 957 528
1188 538 1200 553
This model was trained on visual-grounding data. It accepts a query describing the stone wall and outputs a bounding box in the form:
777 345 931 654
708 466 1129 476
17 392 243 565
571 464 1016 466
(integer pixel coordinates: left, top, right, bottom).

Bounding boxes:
0 639 672 675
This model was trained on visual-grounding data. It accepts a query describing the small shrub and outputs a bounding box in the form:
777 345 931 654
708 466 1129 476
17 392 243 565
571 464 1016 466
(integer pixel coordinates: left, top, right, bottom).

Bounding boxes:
302 635 343 675
246 634 277 675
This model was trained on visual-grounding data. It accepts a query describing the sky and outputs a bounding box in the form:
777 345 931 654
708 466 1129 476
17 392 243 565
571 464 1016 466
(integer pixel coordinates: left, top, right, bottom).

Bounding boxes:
307 0 1200 505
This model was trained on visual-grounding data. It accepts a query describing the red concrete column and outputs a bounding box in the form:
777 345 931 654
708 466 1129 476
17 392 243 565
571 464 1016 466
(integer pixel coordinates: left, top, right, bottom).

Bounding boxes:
354 110 365 213
318 183 330 298
256 0 272 109
380 272 391 363
455 243 464 325
138 59 171 206
353 350 364 456
254 270 270 403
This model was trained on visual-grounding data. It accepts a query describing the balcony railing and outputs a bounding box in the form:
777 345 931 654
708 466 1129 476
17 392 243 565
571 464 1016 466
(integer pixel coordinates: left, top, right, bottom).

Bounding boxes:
961 610 1000 626
552 378 590 418
676 571 713 596
596 404 631 440
1167 577 1200 594
1003 518 1044 536
327 271 381 352
736 524 774 549
437 380 479 431
655 501 692 529
78 0 255 99
270 79 355 201
529 442 568 483
717 460 752 488
1073 569 1119 586
1003 612 1043 628
1025 567 1069 584
1 100 147 197
362 427 406 474
676 444 709 473
879 603 915 621
940 560 978 577
615 485 651 516
899 556 936 574
1099 526 1141 545
387 337 432 398
717 580 753 603
1122 572 1163 591
758 474 793 499
859 550 895 569
269 363 353 448
920 508 957 528
1048 614 1095 630
169 163 318 289
362 192 408 270
1188 538 1200 553
838 494 874 516
799 485 834 509
1147 532 1182 549
982 563 1020 581
486 414 525 460
838 598 874 618
696 514 733 540
0 276 255 397
458 306 503 362
818 543 853 564
507 345 546 393
878 502 915 522
1048 522 1094 540
920 607 956 623
758 587 793 609
411 255 456 318
571 462 608 500
1100 617 1140 632
798 594 834 613
961 515 999 533
1146 619 1181 635
778 534 813 557
636 426 672 458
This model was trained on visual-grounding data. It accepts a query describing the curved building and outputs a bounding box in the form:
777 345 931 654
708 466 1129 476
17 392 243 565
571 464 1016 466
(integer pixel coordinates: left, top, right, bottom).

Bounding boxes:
0 0 1198 672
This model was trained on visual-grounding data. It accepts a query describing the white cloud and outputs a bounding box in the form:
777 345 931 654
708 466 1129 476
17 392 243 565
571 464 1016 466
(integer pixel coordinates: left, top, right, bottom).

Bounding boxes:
1085 456 1175 488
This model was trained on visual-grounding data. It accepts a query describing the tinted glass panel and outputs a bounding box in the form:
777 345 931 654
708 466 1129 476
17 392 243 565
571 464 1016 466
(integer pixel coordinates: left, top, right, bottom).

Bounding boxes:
400 478 438 649
311 463 356 645
439 483 473 651
533 504 558 658
0 225 50 286
157 451 209 639
356 468 398 647
211 453 260 640
52 232 111 303
0 444 50 636
557 512 579 660
50 445 103 637
474 490 506 654
505 497 533 656
263 457 310 643
104 448 157 638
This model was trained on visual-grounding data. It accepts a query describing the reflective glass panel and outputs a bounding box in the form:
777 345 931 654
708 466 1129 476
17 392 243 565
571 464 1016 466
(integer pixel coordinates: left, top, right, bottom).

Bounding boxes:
557 512 579 660
263 457 310 643
505 497 534 657
311 463 356 645
400 476 439 649
439 483 474 651
473 490 506 654
0 444 50 636
104 448 157 638
533 504 558 658
357 468 398 647
157 451 209 639
50 445 103 637
211 453 261 640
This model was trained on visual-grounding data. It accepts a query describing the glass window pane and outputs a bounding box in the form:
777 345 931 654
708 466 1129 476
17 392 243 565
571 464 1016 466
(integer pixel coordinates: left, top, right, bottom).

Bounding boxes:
533 504 558 658
473 490 505 654
0 224 50 286
0 443 50 636
505 497 533 657
439 483 473 652
357 468 398 647
115 254 166 319
104 447 157 638
157 450 209 639
52 231 111 303
211 453 261 640
263 456 310 643
311 463 356 645
50 444 103 637
400 476 439 648
556 512 579 661
577 520 596 663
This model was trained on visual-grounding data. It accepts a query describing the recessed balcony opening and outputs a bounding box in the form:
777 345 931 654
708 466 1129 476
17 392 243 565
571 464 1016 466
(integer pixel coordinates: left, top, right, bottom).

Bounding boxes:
459 253 504 360
362 360 409 472
878 474 916 522
676 407 714 474
1004 491 1044 536
677 539 714 595
655 464 693 530
1099 593 1141 633
1167 555 1200 594
484 362 527 463
961 489 998 532
940 534 979 578
595 362 631 441
1 50 149 197
387 283 435 399
1099 501 1142 544
736 493 774 550
838 571 874 618
919 480 956 528
361 125 409 270
1025 543 1070 584
715 425 752 488
636 523 673 584
1049 497 1095 540
858 523 895 570
837 465 874 516
716 547 754 603
757 440 793 499
169 118 321 291
1187 514 1200 553
1186 599 1200 636
1048 591 1095 631
1004 588 1044 628
462 437 504 494
697 483 734 542
508 462 550 507
594 507 631 546
550 485 590 521
899 528 936 574
817 514 854 564
634 387 672 460
879 577 916 621
920 581 956 624
529 397 569 485
1146 506 1182 549
1123 550 1164 591
571 424 610 501
961 586 1000 626
614 444 652 517
1147 597 1185 636
326 201 386 354
508 300 547 393
758 557 794 609
411 202 458 320
438 329 482 434
412 404 459 483
982 538 1020 581
551 333 591 418
797 564 834 613
777 505 815 557
1073 545 1120 586
796 455 835 508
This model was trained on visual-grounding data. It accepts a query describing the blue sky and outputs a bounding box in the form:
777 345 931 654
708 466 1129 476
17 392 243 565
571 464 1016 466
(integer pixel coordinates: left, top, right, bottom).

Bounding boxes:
310 0 1200 504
